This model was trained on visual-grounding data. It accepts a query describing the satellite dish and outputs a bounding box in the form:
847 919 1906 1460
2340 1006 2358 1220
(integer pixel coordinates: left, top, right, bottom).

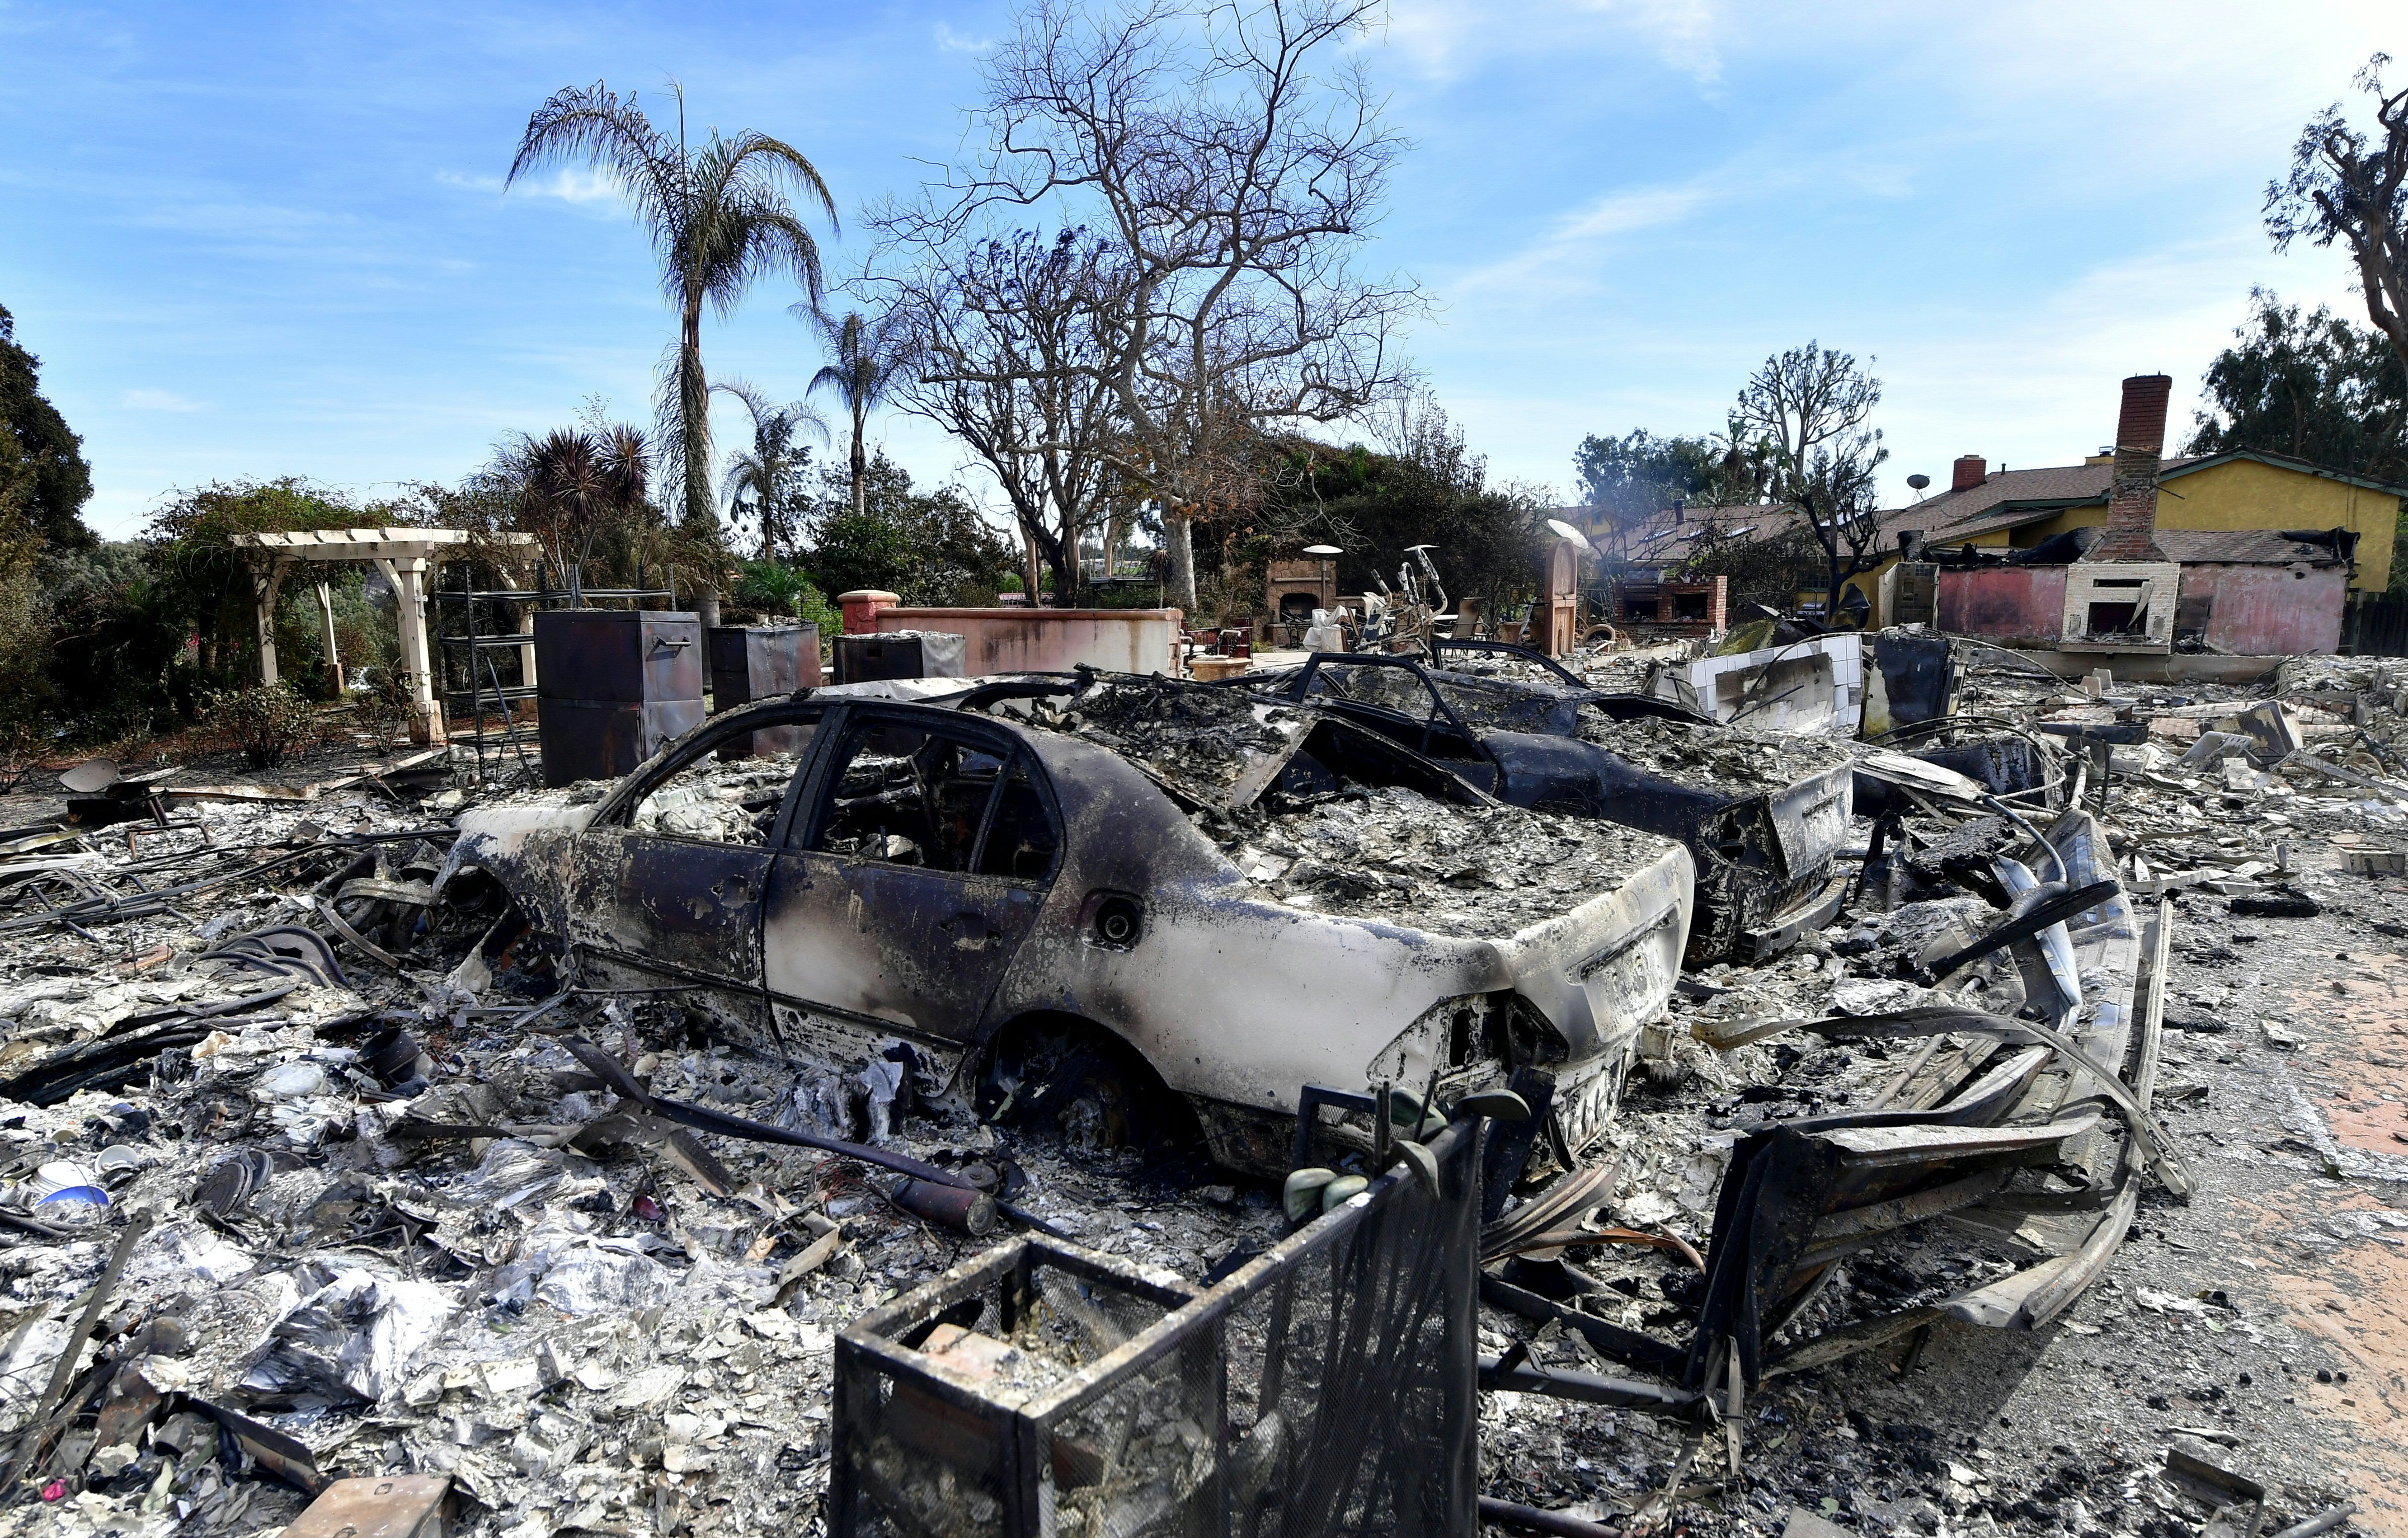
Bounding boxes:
1545 518 1589 543
1302 544 1342 556
1906 473 1931 492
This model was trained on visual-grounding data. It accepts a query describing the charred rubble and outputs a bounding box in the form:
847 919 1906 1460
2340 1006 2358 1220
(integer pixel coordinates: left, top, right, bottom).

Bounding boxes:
0 636 2395 1536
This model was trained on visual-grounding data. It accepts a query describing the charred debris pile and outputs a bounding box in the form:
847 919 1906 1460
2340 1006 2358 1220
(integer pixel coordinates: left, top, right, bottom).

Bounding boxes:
1051 677 1677 938
0 634 2395 1536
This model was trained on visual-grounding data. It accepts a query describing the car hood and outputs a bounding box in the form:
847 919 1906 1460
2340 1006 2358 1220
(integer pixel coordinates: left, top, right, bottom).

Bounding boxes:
434 792 604 932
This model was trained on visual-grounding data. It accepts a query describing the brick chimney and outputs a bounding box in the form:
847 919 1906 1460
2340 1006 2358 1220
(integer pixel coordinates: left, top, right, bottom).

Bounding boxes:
1950 455 1987 492
2086 373 2171 562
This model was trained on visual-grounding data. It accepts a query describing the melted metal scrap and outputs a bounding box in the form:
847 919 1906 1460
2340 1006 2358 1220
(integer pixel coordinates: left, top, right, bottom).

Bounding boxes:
1513 807 2171 1423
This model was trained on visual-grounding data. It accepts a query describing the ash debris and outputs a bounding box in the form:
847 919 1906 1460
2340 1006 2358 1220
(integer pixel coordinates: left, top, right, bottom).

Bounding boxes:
1 634 2402 1536
1213 787 1674 939
1039 675 1302 807
1573 713 1856 793
1007 673 1682 937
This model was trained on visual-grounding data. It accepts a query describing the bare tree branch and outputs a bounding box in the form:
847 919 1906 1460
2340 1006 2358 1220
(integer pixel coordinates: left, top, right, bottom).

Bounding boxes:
2267 54 2408 376
1735 342 1890 618
874 0 1423 608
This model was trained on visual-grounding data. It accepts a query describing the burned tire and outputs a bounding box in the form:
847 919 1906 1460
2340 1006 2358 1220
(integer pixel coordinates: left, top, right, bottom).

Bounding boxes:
978 1020 1194 1156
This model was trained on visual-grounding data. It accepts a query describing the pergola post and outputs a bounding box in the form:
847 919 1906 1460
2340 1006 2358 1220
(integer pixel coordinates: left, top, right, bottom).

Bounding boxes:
251 559 292 686
377 555 443 746
230 528 532 750
513 566 538 693
314 580 343 696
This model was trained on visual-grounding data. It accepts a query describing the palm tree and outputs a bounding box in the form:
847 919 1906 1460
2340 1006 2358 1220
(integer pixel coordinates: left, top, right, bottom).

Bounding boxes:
803 307 908 520
516 424 654 603
509 82 836 536
714 380 826 563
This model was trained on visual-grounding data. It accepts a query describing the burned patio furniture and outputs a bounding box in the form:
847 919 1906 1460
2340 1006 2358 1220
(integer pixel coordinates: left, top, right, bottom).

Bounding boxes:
831 1123 1480 1538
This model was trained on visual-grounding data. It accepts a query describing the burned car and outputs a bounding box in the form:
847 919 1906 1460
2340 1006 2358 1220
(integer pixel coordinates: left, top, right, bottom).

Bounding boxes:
1245 652 1855 965
438 683 1694 1175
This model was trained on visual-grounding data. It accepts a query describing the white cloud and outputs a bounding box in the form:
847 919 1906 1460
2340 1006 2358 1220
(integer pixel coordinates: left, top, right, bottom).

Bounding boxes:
1380 0 1718 86
442 168 621 206
120 388 201 412
1869 234 2366 495
1451 177 1719 295
1616 0 1719 86
934 22 992 55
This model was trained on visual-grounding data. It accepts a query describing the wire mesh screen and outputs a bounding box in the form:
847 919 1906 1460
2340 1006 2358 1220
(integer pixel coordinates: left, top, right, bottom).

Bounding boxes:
830 1123 1479 1538
1201 1120 1479 1538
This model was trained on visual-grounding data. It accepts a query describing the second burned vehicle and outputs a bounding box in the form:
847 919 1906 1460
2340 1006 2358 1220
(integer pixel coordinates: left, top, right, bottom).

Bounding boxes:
1244 651 1856 965
437 679 1694 1175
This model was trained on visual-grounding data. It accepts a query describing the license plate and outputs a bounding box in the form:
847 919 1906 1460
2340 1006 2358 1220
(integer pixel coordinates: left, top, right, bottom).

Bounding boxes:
1576 909 1678 1025
1550 1064 1620 1159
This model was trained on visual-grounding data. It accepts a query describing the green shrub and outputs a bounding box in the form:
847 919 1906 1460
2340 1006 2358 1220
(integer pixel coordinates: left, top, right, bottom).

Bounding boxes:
205 682 318 770
733 560 842 636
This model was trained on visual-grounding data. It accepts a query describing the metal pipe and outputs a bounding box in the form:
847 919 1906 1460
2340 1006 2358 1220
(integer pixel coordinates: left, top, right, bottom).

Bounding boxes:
1478 1496 1622 1538
887 1178 999 1236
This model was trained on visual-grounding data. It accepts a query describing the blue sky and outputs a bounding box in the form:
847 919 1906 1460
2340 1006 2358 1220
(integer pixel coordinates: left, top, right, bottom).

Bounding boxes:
0 0 2396 540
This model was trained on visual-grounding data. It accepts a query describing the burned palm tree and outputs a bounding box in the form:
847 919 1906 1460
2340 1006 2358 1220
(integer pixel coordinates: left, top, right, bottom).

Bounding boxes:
509 81 837 537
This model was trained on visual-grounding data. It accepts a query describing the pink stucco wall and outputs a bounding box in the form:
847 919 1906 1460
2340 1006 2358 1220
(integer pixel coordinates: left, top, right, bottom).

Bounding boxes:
1935 566 2070 647
2183 564 2346 656
874 607 1183 676
1935 562 2344 654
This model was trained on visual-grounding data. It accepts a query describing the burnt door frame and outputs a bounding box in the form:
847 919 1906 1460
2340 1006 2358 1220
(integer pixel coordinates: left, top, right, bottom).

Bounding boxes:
564 700 830 1013
761 703 1063 1049
1286 654 1508 795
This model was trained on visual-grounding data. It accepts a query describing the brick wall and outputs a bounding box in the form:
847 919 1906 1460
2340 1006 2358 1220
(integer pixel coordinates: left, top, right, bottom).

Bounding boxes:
2089 374 2171 562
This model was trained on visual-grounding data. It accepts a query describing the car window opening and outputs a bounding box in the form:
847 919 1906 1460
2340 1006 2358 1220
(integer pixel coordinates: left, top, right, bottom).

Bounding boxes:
628 750 805 845
1261 720 1479 812
813 723 1060 880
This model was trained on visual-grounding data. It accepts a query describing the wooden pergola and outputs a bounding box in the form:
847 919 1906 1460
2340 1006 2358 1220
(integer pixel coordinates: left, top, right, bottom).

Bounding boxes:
230 528 538 745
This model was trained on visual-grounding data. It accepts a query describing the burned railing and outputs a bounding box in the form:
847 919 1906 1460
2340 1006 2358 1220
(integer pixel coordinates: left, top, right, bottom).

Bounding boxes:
830 1123 1479 1538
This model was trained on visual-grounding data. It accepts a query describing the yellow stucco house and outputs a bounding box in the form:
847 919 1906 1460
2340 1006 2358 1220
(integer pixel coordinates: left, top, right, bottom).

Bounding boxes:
1574 446 2402 632
1903 448 2402 594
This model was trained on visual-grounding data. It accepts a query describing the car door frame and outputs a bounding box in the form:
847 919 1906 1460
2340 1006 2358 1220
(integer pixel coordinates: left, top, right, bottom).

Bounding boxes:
564 698 831 1009
761 701 1067 1055
1280 652 1509 794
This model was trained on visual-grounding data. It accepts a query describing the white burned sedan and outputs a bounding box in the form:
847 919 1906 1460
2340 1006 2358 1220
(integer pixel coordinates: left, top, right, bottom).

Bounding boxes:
438 683 1693 1175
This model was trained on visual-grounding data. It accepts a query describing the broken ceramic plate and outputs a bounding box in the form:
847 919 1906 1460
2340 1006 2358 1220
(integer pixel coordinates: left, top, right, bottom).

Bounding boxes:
31 1160 96 1199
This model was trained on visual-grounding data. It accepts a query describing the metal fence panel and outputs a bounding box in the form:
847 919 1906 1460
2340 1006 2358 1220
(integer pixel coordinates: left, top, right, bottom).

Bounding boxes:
831 1124 1479 1538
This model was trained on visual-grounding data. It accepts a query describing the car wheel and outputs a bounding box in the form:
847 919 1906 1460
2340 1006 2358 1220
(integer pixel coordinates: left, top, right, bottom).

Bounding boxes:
980 1023 1185 1156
